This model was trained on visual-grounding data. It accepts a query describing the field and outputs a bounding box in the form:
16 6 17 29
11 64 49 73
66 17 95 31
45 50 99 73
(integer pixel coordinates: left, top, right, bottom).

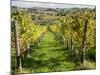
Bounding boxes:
11 1 96 74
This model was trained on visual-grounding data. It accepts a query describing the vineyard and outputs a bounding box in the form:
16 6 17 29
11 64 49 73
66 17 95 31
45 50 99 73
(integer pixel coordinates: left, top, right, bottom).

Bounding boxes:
11 4 96 74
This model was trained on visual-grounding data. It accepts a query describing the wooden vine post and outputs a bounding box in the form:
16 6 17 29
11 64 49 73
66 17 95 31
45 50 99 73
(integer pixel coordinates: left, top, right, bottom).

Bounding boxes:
27 43 30 57
13 20 22 72
80 18 88 65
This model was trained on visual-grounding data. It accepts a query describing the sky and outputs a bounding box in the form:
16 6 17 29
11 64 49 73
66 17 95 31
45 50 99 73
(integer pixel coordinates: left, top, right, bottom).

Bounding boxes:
11 0 95 9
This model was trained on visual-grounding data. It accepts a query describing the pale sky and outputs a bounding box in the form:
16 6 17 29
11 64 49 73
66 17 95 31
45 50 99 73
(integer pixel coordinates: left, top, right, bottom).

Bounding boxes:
11 0 95 9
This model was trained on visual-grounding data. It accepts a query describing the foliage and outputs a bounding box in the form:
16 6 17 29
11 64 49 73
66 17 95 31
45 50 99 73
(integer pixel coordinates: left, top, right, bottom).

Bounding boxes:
11 6 96 73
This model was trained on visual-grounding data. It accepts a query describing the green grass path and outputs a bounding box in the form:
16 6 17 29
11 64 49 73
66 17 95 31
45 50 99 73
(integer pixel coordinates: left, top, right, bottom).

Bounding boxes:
23 31 76 73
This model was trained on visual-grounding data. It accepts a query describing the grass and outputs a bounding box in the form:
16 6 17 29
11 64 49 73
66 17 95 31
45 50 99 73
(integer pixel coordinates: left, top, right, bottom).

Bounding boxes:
76 60 96 70
20 31 76 73
13 31 96 73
